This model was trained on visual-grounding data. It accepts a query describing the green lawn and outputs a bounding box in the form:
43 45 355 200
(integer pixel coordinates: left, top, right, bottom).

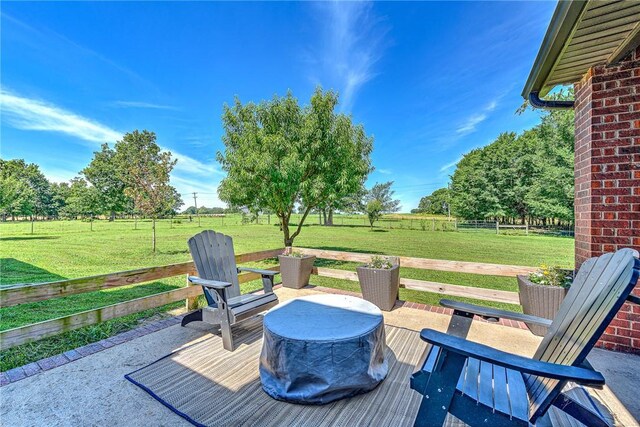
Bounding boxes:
0 216 574 370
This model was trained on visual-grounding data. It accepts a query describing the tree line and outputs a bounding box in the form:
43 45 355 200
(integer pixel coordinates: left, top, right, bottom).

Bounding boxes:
415 92 574 226
1 130 182 251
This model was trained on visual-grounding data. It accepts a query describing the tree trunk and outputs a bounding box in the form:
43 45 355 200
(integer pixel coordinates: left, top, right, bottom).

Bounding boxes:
281 215 292 247
109 211 115 222
326 208 334 226
322 209 327 226
152 218 156 252
135 216 138 230
31 216 34 234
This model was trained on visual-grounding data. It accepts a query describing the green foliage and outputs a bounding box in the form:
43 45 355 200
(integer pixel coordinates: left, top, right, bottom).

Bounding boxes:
365 199 383 227
0 159 51 218
450 99 574 224
364 255 394 269
528 264 572 288
112 130 183 251
417 187 450 215
217 87 373 246
365 181 400 213
59 177 100 219
82 143 131 220
286 251 306 258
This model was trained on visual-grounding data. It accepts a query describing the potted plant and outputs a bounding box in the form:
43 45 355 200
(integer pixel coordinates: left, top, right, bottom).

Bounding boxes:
518 265 573 336
278 251 316 289
356 256 400 311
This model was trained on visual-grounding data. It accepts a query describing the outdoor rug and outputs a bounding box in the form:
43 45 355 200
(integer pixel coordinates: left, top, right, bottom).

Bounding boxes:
125 317 427 426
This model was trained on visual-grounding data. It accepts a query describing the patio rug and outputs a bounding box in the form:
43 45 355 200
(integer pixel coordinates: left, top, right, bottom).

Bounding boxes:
125 317 428 427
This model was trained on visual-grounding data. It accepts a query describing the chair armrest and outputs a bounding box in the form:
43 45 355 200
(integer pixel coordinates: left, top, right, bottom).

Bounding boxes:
188 276 233 289
420 329 605 387
440 299 553 328
237 267 279 276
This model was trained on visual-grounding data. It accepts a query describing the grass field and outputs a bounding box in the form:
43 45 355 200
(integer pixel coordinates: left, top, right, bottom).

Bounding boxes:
0 216 574 370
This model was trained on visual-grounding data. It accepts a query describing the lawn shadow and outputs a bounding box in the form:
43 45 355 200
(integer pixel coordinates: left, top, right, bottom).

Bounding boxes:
371 229 389 233
0 236 60 242
0 258 67 286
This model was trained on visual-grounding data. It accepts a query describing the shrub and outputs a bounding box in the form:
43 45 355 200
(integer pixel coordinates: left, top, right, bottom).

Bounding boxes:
364 256 395 270
528 265 572 288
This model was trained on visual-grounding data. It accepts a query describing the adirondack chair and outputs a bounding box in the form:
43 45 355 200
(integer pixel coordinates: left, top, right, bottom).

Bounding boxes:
181 230 280 351
410 248 640 427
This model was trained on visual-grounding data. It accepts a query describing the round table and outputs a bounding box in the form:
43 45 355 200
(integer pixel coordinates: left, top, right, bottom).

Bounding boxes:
259 294 388 405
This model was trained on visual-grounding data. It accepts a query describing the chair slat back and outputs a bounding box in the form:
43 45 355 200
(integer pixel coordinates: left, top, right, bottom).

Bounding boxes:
524 248 640 422
188 230 241 300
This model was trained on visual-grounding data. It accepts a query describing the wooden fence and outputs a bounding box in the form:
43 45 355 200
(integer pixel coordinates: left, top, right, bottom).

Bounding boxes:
0 247 536 351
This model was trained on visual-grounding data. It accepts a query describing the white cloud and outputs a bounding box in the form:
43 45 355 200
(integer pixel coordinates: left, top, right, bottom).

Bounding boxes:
1 88 221 180
170 175 223 208
111 101 177 110
377 168 392 175
1 89 122 143
455 99 499 136
309 2 388 111
439 157 462 172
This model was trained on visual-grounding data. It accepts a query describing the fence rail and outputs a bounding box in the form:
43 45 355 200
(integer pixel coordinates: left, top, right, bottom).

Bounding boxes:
1 246 535 351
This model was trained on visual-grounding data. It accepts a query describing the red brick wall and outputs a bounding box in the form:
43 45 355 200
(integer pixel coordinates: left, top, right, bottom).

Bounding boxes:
573 46 640 353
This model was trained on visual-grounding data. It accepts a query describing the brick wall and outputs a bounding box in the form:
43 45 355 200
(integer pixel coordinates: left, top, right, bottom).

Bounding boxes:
573 46 640 353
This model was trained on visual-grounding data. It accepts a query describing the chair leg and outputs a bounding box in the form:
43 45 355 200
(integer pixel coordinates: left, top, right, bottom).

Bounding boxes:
181 309 203 326
220 317 234 351
413 350 467 427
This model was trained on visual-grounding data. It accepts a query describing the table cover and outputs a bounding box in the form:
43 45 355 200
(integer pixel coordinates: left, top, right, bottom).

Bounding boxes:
259 294 387 404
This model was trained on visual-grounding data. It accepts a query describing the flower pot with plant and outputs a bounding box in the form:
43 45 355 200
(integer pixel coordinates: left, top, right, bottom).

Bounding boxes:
517 265 572 336
278 251 316 289
356 256 400 311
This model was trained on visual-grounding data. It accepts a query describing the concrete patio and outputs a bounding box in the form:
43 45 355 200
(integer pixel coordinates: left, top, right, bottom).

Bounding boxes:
1 287 639 426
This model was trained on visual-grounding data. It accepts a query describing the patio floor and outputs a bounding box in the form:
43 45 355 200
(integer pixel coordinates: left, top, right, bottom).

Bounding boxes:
1 287 638 426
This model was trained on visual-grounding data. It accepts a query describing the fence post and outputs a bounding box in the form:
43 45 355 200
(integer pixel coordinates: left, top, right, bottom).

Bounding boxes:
496 221 499 234
454 219 457 231
432 218 435 231
410 219 413 229
185 272 199 311
525 221 529 236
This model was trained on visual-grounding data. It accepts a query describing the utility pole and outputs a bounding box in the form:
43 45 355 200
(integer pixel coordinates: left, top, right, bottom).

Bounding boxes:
193 192 201 227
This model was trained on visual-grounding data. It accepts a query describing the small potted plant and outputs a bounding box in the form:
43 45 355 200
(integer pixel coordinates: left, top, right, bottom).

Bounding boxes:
356 256 400 311
518 265 573 336
278 251 316 289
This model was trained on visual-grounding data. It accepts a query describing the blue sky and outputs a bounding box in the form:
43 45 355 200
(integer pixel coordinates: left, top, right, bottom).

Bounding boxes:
1 1 555 210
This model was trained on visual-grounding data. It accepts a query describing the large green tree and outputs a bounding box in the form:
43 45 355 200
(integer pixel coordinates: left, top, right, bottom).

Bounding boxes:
113 130 182 252
0 159 51 220
217 88 373 246
449 90 574 225
82 143 130 221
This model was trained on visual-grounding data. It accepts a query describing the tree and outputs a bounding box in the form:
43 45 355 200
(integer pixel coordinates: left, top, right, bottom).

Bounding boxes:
60 177 100 222
0 159 50 222
0 174 33 221
365 199 383 228
82 143 130 221
113 130 182 252
449 91 575 226
217 88 373 246
417 188 450 215
365 182 400 213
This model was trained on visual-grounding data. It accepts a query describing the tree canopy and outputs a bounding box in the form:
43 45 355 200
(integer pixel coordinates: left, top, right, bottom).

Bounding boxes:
448 91 574 225
113 130 182 251
217 87 373 246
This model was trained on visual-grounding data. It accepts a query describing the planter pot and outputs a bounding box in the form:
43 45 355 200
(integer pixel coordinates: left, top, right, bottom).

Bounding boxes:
517 275 568 336
356 264 400 311
278 255 316 289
